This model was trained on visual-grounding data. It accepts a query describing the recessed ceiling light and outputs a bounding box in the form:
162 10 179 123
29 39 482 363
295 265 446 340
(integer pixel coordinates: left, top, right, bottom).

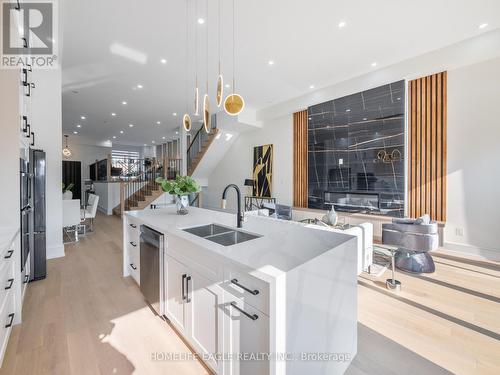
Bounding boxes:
76 124 81 128
268 60 275 66
172 112 177 117
197 18 205 24
122 101 127 105
107 139 111 143
363 117 368 121
162 136 166 139
338 21 347 28
160 58 167 64
371 62 378 67
120 130 124 134
175 131 179 134
397 97 401 101
73 131 78 134
308 117 312 120
309 85 315 89
111 112 116 116
80 116 86 120
225 83 230 88
112 136 117 139
129 124 134 127
156 121 161 125
136 84 143 89
346 109 351 112
478 23 488 29
144 143 147 146
152 140 156 144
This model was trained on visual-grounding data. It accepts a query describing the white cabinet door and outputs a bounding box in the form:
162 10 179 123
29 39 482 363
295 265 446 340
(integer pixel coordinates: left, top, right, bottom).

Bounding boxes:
165 255 188 333
186 270 224 374
224 294 270 375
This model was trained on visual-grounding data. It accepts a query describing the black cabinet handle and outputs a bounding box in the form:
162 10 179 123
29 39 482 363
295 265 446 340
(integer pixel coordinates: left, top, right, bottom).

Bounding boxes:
4 250 13 259
22 37 27 48
186 275 191 303
231 279 259 295
130 263 137 270
129 224 137 228
30 132 35 146
24 274 29 284
230 302 259 321
182 274 187 300
5 313 14 328
15 0 20 11
26 81 31 96
22 69 28 86
129 241 137 247
5 278 14 290
22 116 29 132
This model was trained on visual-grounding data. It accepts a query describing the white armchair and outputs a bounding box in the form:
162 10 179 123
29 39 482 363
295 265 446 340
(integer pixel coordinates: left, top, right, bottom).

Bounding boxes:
81 194 99 233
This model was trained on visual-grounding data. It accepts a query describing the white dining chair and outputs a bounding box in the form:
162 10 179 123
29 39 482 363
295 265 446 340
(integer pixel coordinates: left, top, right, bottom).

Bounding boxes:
81 193 99 233
63 199 82 243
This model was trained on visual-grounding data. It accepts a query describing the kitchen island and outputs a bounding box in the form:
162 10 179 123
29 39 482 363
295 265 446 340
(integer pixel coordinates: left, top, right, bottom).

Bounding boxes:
123 206 358 375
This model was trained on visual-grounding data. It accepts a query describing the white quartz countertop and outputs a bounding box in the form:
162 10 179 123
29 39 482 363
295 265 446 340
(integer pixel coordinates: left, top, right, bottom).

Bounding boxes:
126 207 355 279
0 226 19 252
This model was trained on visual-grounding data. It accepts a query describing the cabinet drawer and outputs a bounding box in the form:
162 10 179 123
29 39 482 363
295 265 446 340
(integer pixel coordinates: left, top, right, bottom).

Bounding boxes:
0 290 15 362
125 218 140 244
223 267 269 316
0 254 15 312
0 240 15 263
127 245 140 285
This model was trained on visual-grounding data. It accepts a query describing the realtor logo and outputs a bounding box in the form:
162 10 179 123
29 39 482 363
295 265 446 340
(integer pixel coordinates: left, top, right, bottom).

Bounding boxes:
1 0 58 68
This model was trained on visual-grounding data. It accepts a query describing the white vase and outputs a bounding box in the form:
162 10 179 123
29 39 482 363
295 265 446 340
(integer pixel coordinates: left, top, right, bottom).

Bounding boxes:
63 191 73 200
322 205 338 226
176 195 189 215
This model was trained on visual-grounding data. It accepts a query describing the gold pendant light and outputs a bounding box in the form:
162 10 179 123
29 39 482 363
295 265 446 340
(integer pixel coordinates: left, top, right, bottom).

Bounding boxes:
224 0 245 116
203 0 211 133
183 0 191 131
216 0 223 107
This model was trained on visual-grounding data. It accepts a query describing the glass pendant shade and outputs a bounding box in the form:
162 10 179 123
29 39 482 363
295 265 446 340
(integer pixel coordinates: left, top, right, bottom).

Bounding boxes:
216 74 223 107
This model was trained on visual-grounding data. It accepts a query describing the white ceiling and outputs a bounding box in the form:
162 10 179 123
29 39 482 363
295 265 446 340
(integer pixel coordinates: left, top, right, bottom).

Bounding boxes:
61 0 500 146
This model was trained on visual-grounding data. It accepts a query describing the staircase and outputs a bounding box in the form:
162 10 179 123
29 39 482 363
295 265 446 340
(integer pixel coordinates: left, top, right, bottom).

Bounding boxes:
187 117 219 176
112 181 164 216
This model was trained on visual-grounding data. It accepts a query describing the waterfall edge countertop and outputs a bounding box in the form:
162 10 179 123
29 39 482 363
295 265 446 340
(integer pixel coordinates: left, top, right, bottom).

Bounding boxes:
125 206 356 281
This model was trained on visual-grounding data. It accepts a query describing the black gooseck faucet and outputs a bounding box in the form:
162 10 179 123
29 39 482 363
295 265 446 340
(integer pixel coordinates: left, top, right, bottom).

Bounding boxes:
221 184 243 228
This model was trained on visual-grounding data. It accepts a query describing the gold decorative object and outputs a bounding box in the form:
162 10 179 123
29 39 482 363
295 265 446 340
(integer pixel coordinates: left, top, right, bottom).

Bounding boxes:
216 74 223 107
224 93 244 116
62 135 72 157
183 114 192 131
203 94 210 133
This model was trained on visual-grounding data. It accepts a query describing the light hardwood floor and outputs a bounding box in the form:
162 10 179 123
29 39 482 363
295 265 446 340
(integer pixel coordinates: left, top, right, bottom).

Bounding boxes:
1 213 499 375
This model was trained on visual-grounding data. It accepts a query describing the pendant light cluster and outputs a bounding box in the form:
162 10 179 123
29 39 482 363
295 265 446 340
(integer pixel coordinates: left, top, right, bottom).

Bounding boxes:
182 0 245 133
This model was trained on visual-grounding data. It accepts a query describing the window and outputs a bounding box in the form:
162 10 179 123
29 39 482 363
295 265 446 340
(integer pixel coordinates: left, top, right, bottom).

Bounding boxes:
111 149 140 177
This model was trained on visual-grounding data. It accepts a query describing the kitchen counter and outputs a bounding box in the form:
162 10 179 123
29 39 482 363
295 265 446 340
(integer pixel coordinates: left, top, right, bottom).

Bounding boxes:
123 206 358 375
125 206 355 282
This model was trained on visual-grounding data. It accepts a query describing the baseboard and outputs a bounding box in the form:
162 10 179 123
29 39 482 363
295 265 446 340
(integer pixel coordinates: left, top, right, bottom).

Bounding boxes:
47 244 65 259
442 241 500 262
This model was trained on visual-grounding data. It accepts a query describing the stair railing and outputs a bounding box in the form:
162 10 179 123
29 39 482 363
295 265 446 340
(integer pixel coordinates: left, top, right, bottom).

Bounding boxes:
119 160 160 215
187 114 217 173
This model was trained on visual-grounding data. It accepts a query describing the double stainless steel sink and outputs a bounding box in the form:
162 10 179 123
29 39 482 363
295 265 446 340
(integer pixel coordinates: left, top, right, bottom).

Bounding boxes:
182 224 261 246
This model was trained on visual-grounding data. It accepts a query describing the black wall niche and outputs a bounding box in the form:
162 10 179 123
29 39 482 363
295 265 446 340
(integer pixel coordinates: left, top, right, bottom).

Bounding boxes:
307 80 405 217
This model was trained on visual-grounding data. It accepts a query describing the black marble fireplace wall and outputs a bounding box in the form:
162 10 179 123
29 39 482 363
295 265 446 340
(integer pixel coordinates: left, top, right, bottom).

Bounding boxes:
308 80 405 217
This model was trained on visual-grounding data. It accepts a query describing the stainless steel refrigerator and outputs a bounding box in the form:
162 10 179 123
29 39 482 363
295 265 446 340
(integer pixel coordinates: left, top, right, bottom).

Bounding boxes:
30 149 46 281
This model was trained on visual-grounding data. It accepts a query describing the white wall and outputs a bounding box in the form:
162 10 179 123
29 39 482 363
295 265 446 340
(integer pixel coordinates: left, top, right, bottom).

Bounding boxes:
32 69 64 259
445 57 500 258
204 114 293 212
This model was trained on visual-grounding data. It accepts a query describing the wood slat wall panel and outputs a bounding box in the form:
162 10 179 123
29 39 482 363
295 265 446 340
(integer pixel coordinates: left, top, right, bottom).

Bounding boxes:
293 110 308 207
408 72 447 222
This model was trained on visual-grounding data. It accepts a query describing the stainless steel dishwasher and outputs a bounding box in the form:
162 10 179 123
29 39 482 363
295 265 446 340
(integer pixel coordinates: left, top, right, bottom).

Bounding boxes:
140 225 164 315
